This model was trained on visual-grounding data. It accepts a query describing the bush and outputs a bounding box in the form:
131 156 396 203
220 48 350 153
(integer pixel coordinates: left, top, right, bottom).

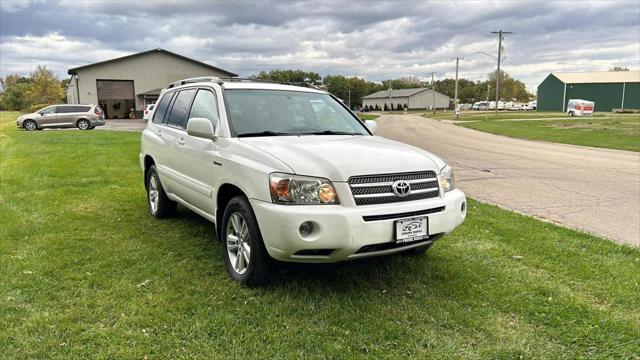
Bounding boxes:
383 103 389 111
396 103 403 111
30 103 50 112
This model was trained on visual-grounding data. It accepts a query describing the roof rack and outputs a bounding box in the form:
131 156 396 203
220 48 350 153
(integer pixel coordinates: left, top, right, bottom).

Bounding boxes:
166 76 324 91
167 76 223 88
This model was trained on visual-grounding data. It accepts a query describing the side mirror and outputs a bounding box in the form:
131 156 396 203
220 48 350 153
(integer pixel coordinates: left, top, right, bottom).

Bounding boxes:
186 117 216 140
39 112 45 116
364 120 377 134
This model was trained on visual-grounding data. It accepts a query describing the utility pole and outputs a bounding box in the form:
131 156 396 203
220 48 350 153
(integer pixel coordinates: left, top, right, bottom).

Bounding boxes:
491 30 512 115
347 90 351 110
431 72 436 114
453 57 463 119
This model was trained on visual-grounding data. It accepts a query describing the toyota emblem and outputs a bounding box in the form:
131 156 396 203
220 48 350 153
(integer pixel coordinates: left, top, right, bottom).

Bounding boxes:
392 180 411 197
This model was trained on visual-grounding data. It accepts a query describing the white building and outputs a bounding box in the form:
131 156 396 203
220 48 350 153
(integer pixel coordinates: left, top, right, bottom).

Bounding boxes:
362 88 450 110
66 48 236 119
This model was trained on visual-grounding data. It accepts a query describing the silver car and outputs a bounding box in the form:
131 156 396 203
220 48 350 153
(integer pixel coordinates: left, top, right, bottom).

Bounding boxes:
16 104 105 131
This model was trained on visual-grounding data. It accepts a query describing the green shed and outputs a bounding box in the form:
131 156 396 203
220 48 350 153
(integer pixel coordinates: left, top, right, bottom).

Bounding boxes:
537 71 640 112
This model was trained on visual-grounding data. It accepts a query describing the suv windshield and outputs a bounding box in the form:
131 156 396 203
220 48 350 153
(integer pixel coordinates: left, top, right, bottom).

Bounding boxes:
225 90 369 137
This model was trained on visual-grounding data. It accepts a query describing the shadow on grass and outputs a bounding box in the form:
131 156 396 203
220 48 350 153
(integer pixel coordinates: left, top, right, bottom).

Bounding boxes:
151 204 459 301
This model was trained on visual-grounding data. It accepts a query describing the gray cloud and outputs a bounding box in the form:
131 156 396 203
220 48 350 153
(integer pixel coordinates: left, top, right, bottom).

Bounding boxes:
1 0 639 91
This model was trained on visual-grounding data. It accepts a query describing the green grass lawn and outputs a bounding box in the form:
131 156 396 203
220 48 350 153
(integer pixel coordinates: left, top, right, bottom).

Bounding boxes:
357 113 380 121
423 112 640 152
1 111 639 358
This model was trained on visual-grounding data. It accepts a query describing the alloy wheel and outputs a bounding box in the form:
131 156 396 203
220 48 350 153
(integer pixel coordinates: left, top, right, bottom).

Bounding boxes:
24 121 37 131
148 173 159 214
78 120 90 130
226 212 251 275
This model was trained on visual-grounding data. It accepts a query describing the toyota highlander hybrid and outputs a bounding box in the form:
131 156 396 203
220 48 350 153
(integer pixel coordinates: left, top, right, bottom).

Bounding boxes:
140 77 466 285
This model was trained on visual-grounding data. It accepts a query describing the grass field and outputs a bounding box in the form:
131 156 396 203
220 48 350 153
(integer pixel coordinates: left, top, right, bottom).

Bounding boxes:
357 113 380 121
422 111 640 152
1 111 639 358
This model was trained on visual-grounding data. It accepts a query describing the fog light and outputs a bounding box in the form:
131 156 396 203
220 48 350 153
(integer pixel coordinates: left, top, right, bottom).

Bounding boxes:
299 222 314 237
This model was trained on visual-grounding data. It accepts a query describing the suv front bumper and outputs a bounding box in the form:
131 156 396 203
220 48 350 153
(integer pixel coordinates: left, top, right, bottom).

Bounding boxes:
251 189 466 263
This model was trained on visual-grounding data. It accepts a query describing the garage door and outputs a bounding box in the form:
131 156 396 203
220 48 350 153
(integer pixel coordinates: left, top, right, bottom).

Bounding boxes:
97 80 134 100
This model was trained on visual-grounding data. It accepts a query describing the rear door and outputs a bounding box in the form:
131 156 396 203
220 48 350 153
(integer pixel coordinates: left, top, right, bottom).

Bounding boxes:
159 88 199 202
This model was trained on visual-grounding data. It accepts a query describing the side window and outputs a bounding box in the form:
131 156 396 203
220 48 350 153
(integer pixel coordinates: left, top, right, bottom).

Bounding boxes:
55 106 71 114
41 106 56 115
152 92 175 124
167 89 196 129
189 89 219 131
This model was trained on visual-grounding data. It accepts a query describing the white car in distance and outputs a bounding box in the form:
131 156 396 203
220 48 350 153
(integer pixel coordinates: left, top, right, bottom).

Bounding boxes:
140 77 467 285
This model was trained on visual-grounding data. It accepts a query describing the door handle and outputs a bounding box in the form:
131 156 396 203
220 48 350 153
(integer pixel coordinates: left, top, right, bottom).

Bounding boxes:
156 129 162 137
177 138 185 146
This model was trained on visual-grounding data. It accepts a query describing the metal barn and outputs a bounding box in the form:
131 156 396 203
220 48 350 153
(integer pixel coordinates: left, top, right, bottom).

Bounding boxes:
537 71 640 112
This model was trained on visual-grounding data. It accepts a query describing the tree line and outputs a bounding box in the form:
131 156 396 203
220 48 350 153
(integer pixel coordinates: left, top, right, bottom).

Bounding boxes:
0 65 66 111
0 65 533 112
254 69 533 108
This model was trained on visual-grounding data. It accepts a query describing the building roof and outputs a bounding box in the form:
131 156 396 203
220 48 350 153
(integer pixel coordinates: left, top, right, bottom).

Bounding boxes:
363 88 433 99
551 71 640 84
138 88 163 97
68 48 237 77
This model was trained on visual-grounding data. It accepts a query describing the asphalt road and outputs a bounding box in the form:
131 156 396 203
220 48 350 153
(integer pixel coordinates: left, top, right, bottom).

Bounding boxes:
377 114 640 247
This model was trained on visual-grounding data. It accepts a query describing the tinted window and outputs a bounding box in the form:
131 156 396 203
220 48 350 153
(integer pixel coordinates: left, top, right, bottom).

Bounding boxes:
167 89 196 129
189 89 219 130
56 106 90 113
153 92 175 124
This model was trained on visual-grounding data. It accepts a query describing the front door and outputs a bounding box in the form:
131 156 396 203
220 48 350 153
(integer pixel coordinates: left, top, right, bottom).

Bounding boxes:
37 106 57 127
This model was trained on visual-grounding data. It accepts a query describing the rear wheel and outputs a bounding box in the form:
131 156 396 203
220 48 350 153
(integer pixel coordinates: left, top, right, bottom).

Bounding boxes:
146 165 176 218
77 119 90 130
222 196 273 286
23 120 37 131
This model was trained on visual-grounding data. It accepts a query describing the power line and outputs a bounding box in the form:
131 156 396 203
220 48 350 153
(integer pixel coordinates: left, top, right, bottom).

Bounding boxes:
490 30 512 114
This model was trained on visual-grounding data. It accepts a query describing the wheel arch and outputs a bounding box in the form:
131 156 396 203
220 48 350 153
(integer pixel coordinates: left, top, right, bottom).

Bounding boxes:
22 119 37 128
143 155 155 189
216 183 248 240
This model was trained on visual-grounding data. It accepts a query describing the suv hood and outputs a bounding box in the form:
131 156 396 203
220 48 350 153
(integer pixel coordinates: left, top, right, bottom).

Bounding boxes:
239 135 445 181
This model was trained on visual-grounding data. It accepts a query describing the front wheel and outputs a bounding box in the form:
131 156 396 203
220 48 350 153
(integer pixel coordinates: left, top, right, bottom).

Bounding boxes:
23 120 37 131
222 196 273 286
77 119 90 130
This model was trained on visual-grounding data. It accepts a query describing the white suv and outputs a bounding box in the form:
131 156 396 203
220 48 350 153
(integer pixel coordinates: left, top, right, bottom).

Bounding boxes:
140 77 466 285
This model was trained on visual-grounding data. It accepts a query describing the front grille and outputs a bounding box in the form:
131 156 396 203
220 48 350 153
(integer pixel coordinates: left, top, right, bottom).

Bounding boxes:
362 206 445 222
348 171 440 205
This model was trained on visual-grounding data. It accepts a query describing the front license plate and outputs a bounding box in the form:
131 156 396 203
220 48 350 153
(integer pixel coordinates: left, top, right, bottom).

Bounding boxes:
395 216 429 243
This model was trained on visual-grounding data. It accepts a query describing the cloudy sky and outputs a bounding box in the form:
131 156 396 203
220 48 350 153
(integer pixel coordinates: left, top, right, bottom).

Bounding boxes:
1 0 638 91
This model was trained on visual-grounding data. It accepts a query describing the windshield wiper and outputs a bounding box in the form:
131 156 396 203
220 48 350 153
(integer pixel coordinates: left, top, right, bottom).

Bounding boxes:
237 131 291 138
300 130 363 136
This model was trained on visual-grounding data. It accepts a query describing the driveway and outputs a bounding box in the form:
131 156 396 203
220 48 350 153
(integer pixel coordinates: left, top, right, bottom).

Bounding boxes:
377 114 640 246
97 119 147 131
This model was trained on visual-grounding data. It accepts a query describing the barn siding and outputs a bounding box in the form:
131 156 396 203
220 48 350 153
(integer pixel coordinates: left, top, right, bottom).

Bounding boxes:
537 74 564 111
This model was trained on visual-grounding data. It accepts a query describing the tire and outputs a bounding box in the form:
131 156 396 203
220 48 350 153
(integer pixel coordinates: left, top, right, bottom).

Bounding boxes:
221 196 273 286
23 120 37 131
569 111 574 117
145 165 176 219
77 119 90 130
404 242 433 256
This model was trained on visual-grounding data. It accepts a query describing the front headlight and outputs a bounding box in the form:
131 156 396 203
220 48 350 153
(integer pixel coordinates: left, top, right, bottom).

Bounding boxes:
438 164 455 192
269 173 339 205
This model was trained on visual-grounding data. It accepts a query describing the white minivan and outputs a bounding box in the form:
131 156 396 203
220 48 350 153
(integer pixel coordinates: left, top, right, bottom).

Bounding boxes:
567 99 594 116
